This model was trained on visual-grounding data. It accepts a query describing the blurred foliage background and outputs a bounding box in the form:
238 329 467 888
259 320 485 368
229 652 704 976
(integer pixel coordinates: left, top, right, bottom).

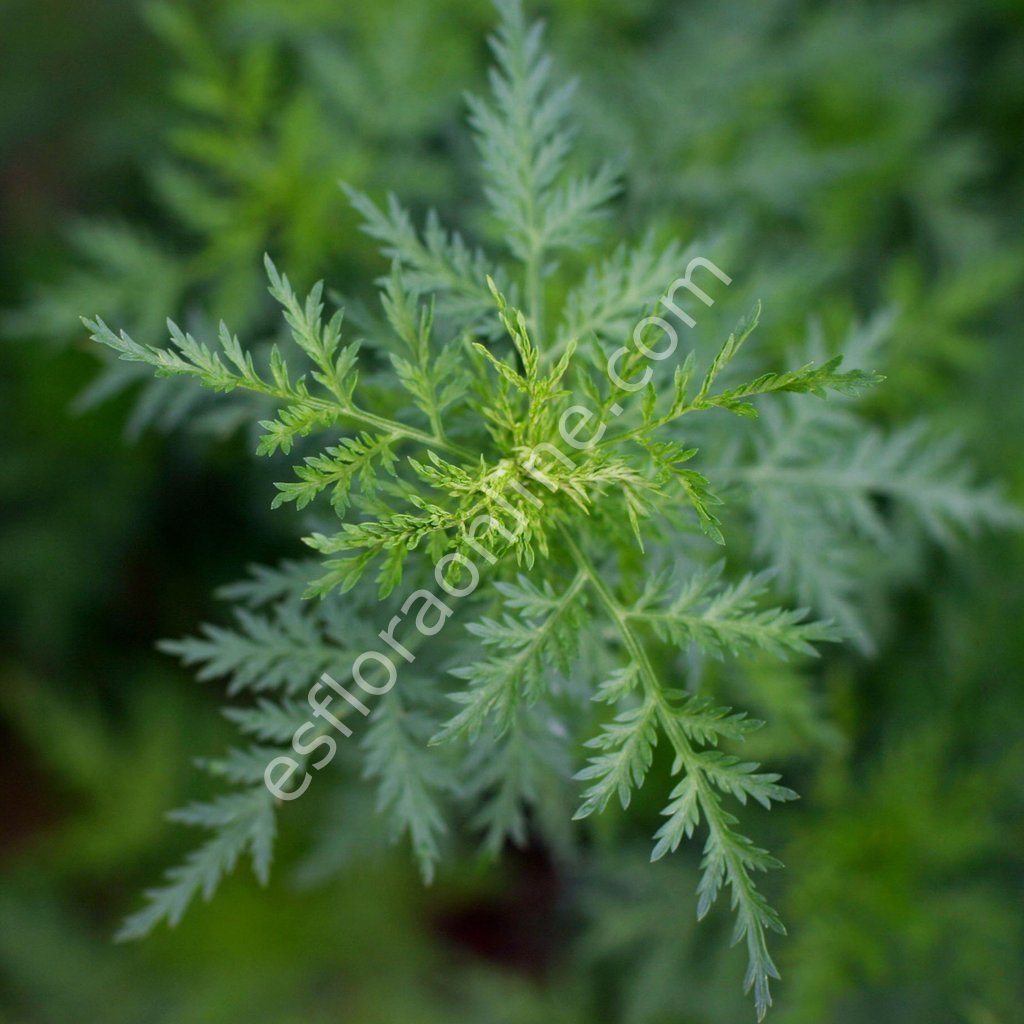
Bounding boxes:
1 0 1022 1021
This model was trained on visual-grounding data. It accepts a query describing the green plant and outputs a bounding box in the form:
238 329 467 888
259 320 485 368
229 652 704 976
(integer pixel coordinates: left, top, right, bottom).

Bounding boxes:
83 1 1016 1017
5 0 476 437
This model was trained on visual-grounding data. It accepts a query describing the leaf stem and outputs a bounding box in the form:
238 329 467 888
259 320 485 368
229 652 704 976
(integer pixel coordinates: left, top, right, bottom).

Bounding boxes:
559 525 783 1020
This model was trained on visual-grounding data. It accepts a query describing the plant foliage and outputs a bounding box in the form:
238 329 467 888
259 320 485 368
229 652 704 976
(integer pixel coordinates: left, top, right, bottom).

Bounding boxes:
83 2 1016 1017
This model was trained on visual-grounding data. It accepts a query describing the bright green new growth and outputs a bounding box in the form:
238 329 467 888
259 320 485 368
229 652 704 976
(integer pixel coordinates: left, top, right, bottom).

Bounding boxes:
83 2 1016 1018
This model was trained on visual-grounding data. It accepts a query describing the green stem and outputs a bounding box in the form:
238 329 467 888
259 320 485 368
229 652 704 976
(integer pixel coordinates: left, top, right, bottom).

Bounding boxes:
526 244 545 348
558 525 778 1015
252 382 469 460
345 402 469 458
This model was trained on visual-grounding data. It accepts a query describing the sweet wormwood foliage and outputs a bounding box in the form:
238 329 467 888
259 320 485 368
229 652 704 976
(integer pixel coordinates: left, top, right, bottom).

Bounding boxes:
83 2 1016 1017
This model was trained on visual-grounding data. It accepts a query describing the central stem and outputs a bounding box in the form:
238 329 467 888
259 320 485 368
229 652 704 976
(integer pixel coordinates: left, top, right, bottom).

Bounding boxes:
526 245 544 347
